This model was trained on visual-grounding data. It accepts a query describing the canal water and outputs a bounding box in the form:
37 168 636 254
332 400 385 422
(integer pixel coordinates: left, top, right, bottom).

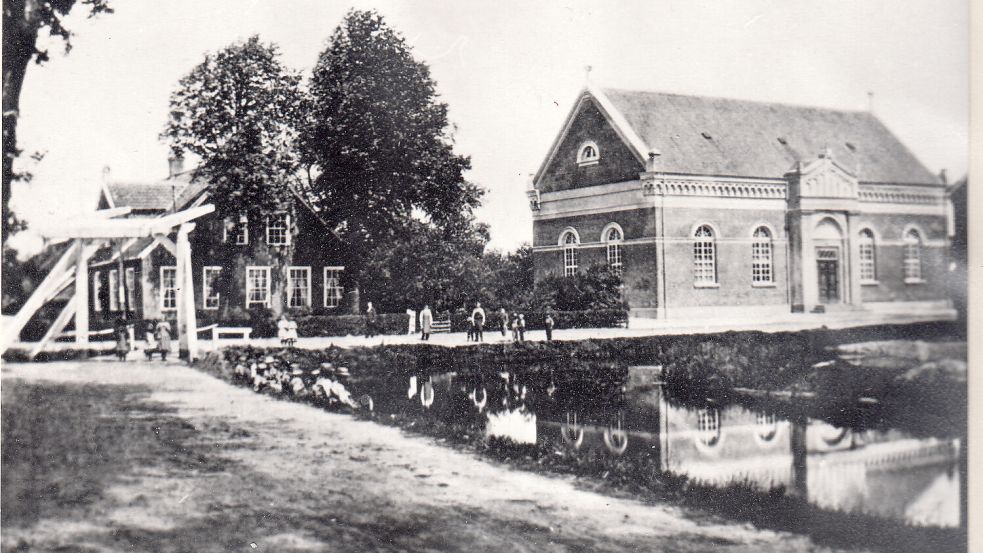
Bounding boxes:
362 359 961 528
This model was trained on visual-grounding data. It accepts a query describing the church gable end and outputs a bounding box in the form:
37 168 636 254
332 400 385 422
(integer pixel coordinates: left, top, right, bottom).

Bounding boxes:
537 98 644 193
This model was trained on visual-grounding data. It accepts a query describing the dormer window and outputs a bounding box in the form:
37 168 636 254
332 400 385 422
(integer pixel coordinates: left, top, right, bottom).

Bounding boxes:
577 141 600 166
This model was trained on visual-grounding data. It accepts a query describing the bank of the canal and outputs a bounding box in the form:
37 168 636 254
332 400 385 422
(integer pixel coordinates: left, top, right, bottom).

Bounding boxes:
193 321 967 553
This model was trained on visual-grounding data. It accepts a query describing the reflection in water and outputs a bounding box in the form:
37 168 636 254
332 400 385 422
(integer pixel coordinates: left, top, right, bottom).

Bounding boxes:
374 362 959 528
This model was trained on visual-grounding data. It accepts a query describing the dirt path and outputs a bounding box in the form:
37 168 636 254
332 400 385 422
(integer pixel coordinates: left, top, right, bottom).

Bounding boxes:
2 360 839 552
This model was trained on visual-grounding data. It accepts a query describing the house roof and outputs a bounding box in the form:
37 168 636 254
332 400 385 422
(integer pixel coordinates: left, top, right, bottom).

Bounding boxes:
102 178 188 212
585 86 940 185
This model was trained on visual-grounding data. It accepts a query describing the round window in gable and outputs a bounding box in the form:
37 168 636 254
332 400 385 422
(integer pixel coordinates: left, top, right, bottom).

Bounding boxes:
577 141 600 166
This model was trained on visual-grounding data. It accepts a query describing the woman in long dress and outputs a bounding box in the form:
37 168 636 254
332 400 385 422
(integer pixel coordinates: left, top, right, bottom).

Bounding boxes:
155 320 172 361
420 305 433 341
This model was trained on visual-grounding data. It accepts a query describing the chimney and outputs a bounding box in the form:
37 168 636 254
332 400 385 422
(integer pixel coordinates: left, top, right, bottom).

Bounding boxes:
867 91 874 113
939 169 948 185
168 154 184 178
101 165 111 182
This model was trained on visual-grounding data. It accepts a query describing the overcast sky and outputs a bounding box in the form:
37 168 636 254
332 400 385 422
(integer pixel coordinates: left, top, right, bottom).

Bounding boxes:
9 0 968 256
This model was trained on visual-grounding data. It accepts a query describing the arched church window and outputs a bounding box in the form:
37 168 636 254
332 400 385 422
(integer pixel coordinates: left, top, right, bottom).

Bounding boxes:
858 229 877 283
903 229 922 282
561 230 579 277
751 226 773 284
604 225 623 275
693 225 717 285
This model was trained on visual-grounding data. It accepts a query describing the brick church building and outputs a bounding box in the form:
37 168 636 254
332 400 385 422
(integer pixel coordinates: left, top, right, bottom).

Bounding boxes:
527 85 952 320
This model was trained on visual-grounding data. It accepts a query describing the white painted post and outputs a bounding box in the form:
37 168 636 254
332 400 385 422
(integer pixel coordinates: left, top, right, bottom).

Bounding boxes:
175 230 187 357
176 223 198 360
30 301 76 359
75 240 90 348
1 240 80 352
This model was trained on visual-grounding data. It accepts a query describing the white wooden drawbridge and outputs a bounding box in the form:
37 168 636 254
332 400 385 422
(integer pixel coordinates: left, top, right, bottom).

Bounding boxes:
1 204 214 361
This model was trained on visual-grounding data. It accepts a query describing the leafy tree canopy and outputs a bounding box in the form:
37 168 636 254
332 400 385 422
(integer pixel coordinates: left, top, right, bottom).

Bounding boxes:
3 0 113 245
533 265 625 311
302 10 482 278
163 36 304 217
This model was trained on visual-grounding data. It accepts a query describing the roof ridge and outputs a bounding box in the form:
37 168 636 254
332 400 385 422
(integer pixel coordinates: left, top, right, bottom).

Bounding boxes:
601 86 871 117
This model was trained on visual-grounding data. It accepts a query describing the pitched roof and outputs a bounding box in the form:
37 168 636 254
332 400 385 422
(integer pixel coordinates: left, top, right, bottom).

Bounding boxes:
599 87 940 185
103 180 185 211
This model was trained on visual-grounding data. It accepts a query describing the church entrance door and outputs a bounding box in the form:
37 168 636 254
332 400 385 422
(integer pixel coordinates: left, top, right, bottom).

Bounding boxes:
816 247 840 304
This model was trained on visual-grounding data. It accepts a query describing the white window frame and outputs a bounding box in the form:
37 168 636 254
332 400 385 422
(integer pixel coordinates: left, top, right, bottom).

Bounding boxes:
323 266 345 308
577 141 600 166
235 213 249 245
603 224 624 276
286 266 311 308
108 269 119 311
266 213 291 246
203 266 222 310
858 229 877 284
93 271 103 312
124 267 136 311
903 228 923 283
693 225 718 287
751 226 773 286
160 266 178 312
560 230 579 277
246 266 271 307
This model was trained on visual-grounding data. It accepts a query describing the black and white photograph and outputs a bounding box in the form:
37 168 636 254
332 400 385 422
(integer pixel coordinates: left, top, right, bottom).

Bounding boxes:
1 1 973 551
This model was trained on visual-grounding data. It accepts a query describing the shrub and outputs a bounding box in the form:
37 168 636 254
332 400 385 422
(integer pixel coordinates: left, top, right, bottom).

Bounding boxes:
294 313 410 337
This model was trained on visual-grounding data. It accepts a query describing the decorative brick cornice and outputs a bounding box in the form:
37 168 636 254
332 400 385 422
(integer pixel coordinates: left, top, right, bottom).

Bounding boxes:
642 175 787 199
858 185 944 205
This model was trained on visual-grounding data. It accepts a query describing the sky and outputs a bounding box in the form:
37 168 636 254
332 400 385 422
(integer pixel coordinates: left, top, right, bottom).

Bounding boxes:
9 0 969 256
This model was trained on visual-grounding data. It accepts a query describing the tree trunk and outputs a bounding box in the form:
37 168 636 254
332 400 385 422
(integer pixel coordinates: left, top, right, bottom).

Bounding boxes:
2 0 41 247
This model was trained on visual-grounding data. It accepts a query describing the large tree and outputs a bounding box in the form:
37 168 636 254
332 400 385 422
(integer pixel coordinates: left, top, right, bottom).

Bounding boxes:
163 36 304 217
302 10 483 295
3 0 112 246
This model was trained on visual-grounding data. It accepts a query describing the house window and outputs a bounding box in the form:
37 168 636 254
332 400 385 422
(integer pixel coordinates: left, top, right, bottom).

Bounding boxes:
125 267 136 311
858 229 877 283
266 213 290 246
234 213 249 245
693 225 717 285
246 266 271 307
93 271 102 312
561 230 579 277
605 226 623 275
577 141 600 166
287 266 311 308
903 229 922 282
108 270 119 311
323 267 345 308
751 226 773 284
203 266 221 310
161 266 177 311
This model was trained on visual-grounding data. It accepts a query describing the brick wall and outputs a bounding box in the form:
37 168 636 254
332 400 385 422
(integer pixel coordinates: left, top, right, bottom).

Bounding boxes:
537 99 643 193
853 212 948 303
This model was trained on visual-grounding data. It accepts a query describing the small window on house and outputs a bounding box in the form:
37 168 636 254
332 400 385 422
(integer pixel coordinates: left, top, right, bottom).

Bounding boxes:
693 225 717 285
235 213 249 245
323 267 345 308
561 230 579 277
93 271 103 312
203 266 221 310
108 270 119 311
160 266 177 311
125 267 136 311
266 213 290 246
287 266 311 308
246 266 271 307
903 229 922 283
604 226 623 276
751 227 773 285
858 229 877 283
577 141 600 166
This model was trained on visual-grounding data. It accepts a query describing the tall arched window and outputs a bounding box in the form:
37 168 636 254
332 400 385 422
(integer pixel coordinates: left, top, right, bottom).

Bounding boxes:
903 229 922 282
751 226 773 284
858 229 877 283
693 225 717 285
605 226 623 275
561 230 579 277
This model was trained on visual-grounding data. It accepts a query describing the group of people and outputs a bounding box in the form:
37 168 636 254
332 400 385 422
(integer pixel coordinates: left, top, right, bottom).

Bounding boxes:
232 355 369 410
277 315 299 347
113 318 172 361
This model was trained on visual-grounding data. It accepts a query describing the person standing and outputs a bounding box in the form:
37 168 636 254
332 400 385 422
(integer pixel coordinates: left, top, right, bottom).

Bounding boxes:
277 314 290 346
466 315 475 342
114 317 129 361
471 302 486 342
511 312 520 342
144 320 158 360
498 308 508 337
544 313 555 342
518 314 526 342
365 302 377 338
155 319 172 361
420 304 433 341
